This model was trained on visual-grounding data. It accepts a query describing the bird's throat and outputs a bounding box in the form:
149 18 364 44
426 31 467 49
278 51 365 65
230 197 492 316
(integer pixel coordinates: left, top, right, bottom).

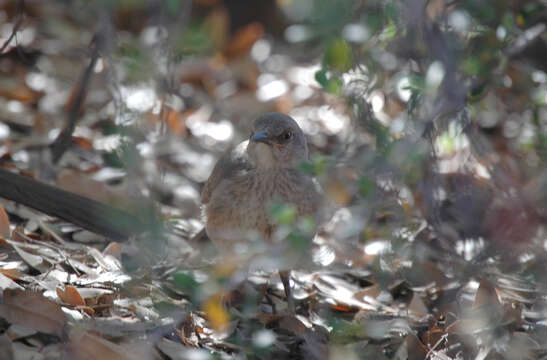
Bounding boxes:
252 143 278 170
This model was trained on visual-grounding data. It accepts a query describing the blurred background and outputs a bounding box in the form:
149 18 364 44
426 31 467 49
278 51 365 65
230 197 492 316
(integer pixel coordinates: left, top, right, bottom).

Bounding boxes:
1 0 547 359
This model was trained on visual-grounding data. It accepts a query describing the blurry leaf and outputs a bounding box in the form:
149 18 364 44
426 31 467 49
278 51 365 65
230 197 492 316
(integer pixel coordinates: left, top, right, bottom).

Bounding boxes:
315 69 329 87
325 76 343 94
0 205 10 238
462 56 481 76
381 22 397 40
407 293 428 318
173 272 199 295
0 273 23 290
0 80 39 103
56 286 86 307
0 268 25 281
359 176 375 198
502 12 515 30
204 6 229 51
6 324 37 340
67 330 151 360
72 136 94 151
12 244 49 273
270 203 297 225
406 334 429 360
327 180 351 205
473 279 501 309
384 2 400 23
324 38 353 73
103 242 122 259
279 315 308 335
0 334 12 360
157 338 194 359
202 295 230 331
223 22 264 59
116 42 151 81
0 289 66 337
166 0 180 13
161 106 186 136
288 231 309 252
177 24 214 55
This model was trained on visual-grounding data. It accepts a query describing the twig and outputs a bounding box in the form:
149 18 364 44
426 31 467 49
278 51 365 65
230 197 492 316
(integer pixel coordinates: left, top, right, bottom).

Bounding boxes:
506 23 547 57
0 167 155 241
50 31 102 163
0 0 24 54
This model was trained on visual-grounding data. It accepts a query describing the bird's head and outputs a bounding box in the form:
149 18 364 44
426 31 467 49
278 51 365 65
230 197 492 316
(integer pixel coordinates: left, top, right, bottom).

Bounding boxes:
247 112 308 170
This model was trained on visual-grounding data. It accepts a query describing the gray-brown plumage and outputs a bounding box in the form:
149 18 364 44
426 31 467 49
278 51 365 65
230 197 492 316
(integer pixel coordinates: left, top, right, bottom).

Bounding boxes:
202 112 321 250
201 112 322 311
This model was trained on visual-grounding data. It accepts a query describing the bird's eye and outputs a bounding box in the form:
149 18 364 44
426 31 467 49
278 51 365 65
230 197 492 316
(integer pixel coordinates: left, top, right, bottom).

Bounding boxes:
282 131 292 141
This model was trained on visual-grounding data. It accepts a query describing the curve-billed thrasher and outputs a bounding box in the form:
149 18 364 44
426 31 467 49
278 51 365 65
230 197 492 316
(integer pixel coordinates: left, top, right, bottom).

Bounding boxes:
201 112 322 311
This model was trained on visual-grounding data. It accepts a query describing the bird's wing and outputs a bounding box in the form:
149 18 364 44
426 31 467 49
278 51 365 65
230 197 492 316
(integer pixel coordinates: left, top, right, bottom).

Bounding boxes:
201 140 253 204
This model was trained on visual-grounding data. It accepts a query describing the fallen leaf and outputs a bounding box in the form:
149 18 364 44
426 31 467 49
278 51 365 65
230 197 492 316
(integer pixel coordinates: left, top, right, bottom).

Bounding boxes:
57 285 86 307
223 22 264 59
162 106 186 136
407 293 428 318
0 272 23 290
406 333 428 360
0 268 24 280
0 289 66 337
0 205 10 238
473 279 500 309
67 330 152 360
203 295 230 331
103 242 122 258
11 244 49 272
326 180 351 206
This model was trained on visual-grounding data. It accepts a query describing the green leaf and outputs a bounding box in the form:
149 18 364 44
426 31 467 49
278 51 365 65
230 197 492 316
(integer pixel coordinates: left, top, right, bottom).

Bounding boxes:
359 176 375 198
324 38 353 73
315 69 329 87
270 203 297 225
173 272 199 294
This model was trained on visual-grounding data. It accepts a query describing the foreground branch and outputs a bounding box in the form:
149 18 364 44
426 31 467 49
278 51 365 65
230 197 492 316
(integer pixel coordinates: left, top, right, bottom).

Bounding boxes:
0 167 153 241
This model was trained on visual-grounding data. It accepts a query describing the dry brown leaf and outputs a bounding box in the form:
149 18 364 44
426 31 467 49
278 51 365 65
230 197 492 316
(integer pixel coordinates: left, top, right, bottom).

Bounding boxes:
406 333 429 360
103 242 122 258
223 22 264 59
73 136 93 150
278 315 309 335
326 180 351 206
0 82 39 103
355 284 381 300
56 285 86 307
76 305 95 316
421 323 446 350
407 293 428 318
67 330 152 360
0 268 25 281
0 334 13 359
0 272 23 290
63 77 87 115
204 6 229 51
0 205 10 238
56 170 114 205
473 279 501 309
0 289 66 337
162 106 186 136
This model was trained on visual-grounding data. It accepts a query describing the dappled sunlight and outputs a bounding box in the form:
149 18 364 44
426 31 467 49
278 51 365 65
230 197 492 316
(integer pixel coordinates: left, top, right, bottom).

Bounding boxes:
0 0 547 359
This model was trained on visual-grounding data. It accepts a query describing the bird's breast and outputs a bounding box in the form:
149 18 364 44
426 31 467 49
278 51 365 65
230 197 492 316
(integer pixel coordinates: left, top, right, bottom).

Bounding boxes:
204 168 320 245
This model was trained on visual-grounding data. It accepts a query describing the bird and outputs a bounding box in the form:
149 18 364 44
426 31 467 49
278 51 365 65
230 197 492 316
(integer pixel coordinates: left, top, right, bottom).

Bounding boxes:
201 112 322 312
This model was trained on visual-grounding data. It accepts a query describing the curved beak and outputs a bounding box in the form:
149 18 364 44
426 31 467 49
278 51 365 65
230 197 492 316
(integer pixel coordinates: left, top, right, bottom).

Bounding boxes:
251 130 270 144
